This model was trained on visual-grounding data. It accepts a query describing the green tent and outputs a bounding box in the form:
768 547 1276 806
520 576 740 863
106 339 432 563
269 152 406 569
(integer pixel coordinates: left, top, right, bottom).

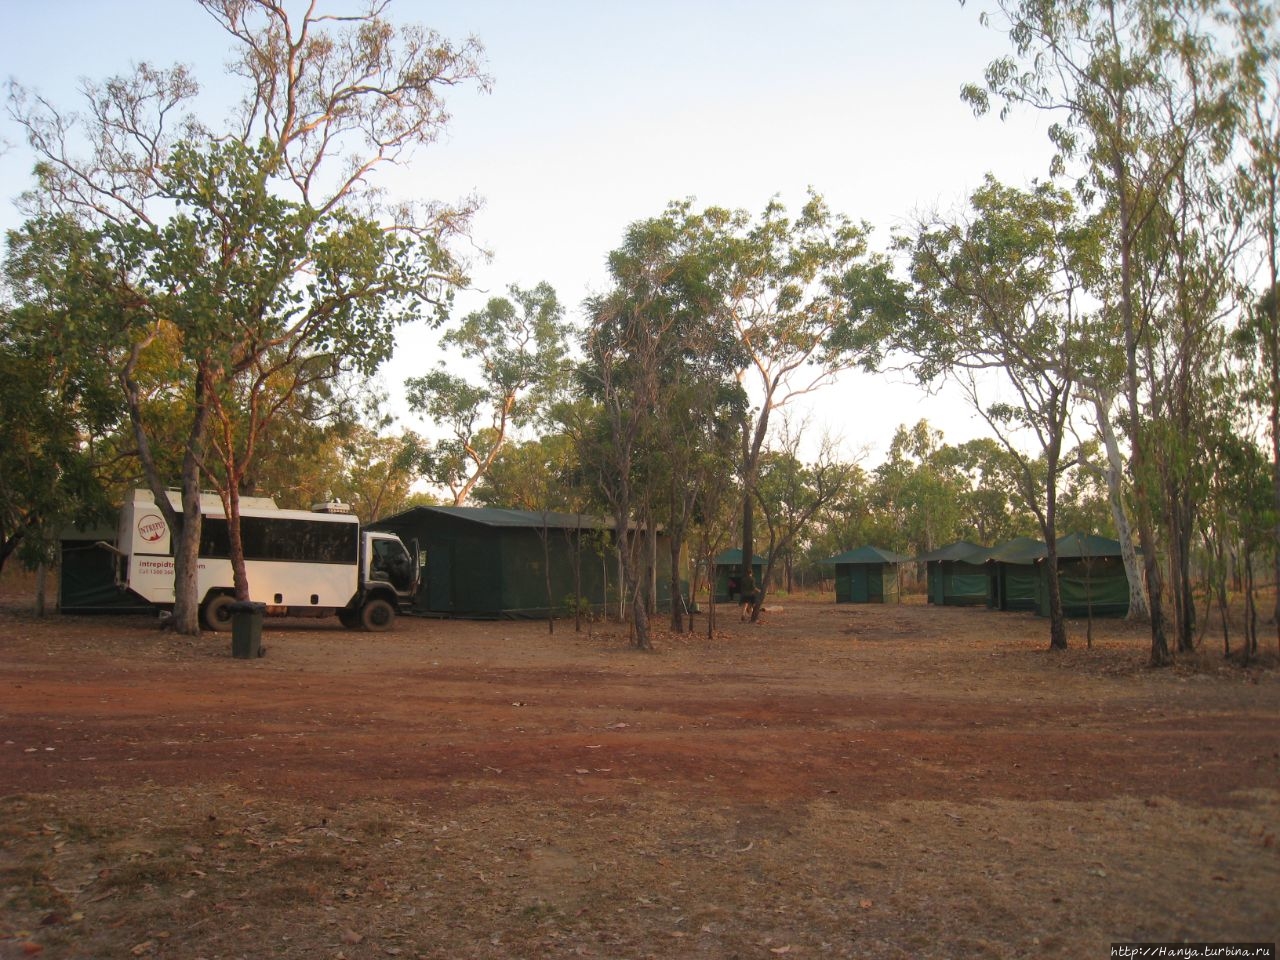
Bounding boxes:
711 549 766 603
371 506 675 620
58 527 154 614
917 541 991 606
824 546 909 604
1035 533 1131 618
985 537 1046 611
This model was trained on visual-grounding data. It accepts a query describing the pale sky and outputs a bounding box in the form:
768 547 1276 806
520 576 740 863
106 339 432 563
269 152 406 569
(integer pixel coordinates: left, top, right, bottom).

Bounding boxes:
0 0 1056 466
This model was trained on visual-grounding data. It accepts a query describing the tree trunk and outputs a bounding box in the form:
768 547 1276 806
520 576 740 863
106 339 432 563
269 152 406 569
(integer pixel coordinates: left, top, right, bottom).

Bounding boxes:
614 546 623 623
1115 156 1171 667
669 529 684 632
706 549 717 639
1094 395 1149 620
573 515 583 632
631 580 651 650
541 516 554 635
646 515 658 617
35 562 48 618
1172 498 1197 654
1044 477 1067 652
1271 317 1280 639
1243 548 1257 665
174 459 205 634
227 485 249 602
615 509 650 650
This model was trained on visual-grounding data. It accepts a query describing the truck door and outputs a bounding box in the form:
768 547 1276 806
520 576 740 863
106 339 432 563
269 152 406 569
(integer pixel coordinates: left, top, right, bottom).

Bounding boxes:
369 536 415 595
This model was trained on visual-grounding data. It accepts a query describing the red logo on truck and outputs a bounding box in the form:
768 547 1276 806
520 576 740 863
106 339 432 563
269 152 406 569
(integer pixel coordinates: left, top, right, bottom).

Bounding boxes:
138 513 167 543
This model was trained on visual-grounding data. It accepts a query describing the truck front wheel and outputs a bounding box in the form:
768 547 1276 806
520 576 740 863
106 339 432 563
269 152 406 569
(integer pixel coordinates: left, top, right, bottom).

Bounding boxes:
360 598 396 632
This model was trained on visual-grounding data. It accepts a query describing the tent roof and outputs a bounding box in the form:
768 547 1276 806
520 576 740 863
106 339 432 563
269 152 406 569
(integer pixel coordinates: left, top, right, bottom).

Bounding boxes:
714 548 767 565
60 523 119 542
986 537 1047 564
375 505 614 532
916 540 990 564
823 545 911 565
1054 532 1125 558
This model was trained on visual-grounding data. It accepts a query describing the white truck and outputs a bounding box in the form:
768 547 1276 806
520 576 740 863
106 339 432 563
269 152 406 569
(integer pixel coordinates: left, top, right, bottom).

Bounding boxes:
115 489 418 632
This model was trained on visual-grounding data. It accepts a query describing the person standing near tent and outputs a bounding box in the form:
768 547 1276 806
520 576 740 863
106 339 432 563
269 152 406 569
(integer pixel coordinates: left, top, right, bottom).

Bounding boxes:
739 574 758 621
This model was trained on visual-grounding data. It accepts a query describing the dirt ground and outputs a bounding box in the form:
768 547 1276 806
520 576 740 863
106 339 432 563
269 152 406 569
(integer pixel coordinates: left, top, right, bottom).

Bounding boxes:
1 572 1277 960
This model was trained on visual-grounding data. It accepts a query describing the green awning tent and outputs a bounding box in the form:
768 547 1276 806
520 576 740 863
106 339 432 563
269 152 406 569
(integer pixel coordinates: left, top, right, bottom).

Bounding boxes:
1035 533 1131 618
917 541 991 606
58 526 154 614
985 536 1046 612
370 506 675 620
823 546 910 604
711 548 766 602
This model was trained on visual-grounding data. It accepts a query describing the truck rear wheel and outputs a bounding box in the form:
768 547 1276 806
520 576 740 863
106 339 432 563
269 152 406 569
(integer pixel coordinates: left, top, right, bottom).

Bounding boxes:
360 598 395 632
202 594 236 632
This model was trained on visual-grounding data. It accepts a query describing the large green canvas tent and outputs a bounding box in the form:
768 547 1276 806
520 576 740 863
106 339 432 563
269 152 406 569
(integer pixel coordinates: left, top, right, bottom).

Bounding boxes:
985 537 1046 612
1035 533 1131 618
370 506 675 619
711 549 766 603
58 526 154 614
917 541 991 606
824 546 909 604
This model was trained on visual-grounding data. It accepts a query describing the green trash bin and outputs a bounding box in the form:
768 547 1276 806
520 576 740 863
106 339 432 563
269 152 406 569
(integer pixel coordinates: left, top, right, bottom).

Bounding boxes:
229 601 266 659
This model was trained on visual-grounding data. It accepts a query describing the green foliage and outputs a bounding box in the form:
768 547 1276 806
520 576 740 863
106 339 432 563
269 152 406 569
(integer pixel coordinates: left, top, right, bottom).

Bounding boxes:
405 283 570 505
562 594 594 619
870 421 972 556
472 433 582 513
0 218 127 570
1234 285 1280 419
752 431 858 592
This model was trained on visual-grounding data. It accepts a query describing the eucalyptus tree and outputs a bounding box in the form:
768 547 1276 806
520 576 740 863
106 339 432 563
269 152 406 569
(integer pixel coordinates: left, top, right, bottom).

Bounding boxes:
717 191 902 621
405 282 570 506
579 204 741 648
965 0 1248 665
809 465 875 562
950 437 1042 545
1235 24 1280 627
254 421 421 525
901 177 1101 649
654 367 745 631
871 421 970 558
752 423 859 598
7 1 487 632
684 417 742 636
472 433 582 513
104 136 449 618
239 375 402 516
1234 284 1280 645
1224 0 1279 633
